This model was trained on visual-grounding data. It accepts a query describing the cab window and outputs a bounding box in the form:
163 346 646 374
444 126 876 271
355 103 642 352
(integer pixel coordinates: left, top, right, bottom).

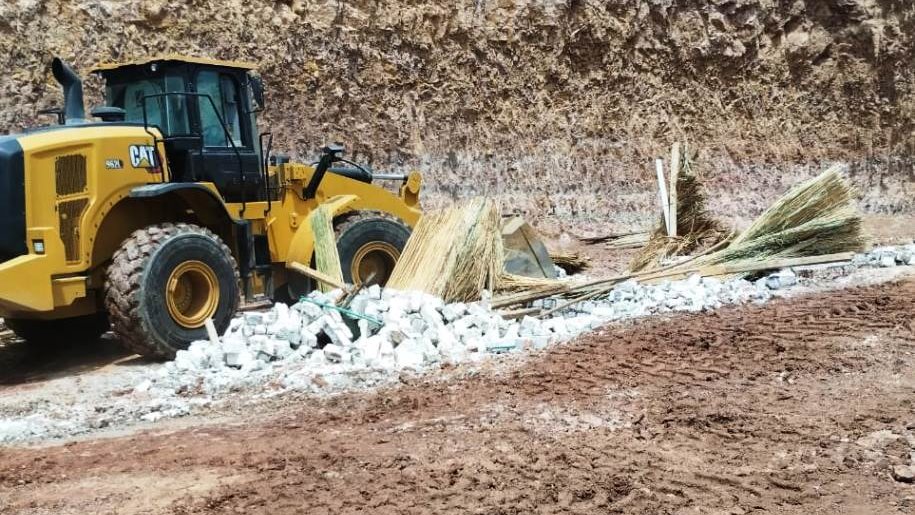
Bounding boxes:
196 70 244 148
106 74 190 135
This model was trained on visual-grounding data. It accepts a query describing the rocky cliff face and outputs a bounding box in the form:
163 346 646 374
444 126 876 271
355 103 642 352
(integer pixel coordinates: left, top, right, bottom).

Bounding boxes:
1 0 912 230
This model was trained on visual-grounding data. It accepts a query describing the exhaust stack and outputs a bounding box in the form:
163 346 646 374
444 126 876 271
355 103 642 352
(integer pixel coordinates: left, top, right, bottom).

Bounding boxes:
51 57 86 125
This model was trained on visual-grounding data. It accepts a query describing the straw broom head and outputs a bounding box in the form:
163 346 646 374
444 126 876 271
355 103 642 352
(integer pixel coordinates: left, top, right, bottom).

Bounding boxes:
630 151 726 272
687 164 865 273
388 198 504 303
311 205 344 293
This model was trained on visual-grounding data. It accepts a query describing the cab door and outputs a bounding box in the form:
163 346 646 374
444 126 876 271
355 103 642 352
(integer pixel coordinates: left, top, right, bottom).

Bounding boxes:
193 70 262 203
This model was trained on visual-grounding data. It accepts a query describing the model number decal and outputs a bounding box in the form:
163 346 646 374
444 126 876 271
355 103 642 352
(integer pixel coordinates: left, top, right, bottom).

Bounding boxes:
128 145 157 169
105 159 123 170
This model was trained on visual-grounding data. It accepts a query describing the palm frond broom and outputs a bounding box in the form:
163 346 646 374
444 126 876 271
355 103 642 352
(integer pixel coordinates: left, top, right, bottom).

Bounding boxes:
630 146 727 272
387 198 503 303
310 205 344 293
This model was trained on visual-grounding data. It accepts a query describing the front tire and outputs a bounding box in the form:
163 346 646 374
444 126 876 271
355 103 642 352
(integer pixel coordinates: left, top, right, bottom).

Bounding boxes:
105 223 240 359
279 211 412 301
335 211 411 286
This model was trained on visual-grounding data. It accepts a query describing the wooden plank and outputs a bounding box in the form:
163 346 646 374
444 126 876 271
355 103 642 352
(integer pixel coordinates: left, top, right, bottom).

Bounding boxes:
706 252 856 276
645 252 856 283
669 142 681 238
287 261 348 291
338 271 377 308
204 318 221 345
655 158 672 236
580 231 648 244
499 307 542 320
605 242 650 250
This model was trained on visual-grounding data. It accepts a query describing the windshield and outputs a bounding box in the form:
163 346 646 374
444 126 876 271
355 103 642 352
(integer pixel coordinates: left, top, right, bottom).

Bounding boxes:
106 74 190 135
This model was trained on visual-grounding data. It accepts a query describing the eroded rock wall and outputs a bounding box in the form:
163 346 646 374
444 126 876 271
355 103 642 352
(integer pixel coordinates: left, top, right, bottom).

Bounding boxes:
1 0 912 230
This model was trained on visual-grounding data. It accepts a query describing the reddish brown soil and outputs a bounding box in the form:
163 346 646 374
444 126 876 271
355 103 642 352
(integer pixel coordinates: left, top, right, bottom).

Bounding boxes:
3 281 915 514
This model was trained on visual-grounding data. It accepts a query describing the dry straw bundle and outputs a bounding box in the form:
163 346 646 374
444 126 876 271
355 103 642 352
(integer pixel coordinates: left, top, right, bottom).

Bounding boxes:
630 147 726 271
310 205 344 292
497 273 566 293
388 198 503 303
549 251 590 275
692 164 864 268
492 165 864 315
605 232 650 249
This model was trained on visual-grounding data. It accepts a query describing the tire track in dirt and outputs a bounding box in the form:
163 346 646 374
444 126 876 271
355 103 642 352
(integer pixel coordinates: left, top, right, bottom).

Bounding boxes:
2 280 915 514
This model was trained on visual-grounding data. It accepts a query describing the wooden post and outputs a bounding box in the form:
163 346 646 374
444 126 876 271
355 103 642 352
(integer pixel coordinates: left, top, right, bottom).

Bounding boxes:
643 252 856 283
655 158 672 236
204 317 221 345
286 261 348 291
669 142 681 237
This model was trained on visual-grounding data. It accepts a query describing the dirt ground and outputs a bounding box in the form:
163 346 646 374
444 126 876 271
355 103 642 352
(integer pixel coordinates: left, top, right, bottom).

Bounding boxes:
1 277 914 514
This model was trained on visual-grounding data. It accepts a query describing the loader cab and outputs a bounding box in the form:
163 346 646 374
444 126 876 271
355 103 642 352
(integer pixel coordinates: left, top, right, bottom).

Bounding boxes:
92 55 265 203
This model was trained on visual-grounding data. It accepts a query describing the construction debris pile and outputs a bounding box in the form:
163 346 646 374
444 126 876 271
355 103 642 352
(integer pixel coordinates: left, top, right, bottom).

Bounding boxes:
134 238 914 419
0 161 893 444
2 242 914 444
144 164 870 399
144 273 770 399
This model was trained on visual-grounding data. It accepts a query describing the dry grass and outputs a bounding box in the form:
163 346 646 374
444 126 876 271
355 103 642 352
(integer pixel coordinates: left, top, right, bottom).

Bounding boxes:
497 273 565 293
548 251 590 274
388 198 503 303
683 164 865 271
310 205 343 293
630 147 727 271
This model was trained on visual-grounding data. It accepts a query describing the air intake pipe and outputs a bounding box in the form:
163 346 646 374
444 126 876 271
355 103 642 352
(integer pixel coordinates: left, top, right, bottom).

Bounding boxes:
51 57 87 125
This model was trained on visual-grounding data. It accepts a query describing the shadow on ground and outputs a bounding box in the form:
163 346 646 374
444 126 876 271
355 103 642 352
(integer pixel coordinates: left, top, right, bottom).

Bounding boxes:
0 331 152 386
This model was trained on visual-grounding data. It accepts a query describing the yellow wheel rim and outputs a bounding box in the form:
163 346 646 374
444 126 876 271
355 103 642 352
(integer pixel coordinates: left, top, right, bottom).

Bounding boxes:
350 242 400 285
166 261 220 329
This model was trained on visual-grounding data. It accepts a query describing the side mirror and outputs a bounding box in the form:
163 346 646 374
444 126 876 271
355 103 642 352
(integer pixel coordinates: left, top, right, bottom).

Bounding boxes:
248 73 265 110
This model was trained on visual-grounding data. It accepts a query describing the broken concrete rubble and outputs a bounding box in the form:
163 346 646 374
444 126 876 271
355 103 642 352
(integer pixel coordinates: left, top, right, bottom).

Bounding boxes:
149 244 915 402
764 269 798 290
35 243 880 436
4 245 915 446
855 244 915 268
893 464 915 483
146 268 776 403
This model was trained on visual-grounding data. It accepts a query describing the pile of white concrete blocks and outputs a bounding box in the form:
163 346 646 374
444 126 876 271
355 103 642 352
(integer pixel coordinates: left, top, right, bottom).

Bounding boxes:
153 244 915 392
856 244 915 268
164 285 556 380
151 272 774 397
559 274 767 318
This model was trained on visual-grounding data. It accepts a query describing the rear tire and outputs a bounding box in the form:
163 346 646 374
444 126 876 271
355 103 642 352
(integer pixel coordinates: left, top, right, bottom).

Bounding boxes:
105 223 240 359
5 313 109 345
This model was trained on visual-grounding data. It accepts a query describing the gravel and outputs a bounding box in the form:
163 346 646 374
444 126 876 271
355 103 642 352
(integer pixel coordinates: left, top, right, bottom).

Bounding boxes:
2 244 915 444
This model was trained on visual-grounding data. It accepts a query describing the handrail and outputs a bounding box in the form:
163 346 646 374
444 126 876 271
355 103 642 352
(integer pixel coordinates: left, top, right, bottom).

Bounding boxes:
140 91 249 216
259 132 273 215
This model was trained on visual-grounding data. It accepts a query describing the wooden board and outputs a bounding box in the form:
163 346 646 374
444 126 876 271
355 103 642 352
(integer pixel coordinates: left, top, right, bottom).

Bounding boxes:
669 142 681 237
287 261 348 291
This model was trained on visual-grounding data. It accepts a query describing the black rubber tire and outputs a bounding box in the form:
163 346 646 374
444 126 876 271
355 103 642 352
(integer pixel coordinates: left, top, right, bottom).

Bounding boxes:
279 211 411 301
5 313 110 345
334 211 411 285
104 223 240 359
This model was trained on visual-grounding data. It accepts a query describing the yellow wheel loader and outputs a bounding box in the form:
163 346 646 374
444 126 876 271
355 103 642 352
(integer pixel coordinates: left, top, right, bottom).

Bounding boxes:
0 56 422 358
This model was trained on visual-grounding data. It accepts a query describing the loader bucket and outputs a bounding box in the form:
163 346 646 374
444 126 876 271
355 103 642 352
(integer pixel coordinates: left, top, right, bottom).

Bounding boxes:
501 216 557 279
